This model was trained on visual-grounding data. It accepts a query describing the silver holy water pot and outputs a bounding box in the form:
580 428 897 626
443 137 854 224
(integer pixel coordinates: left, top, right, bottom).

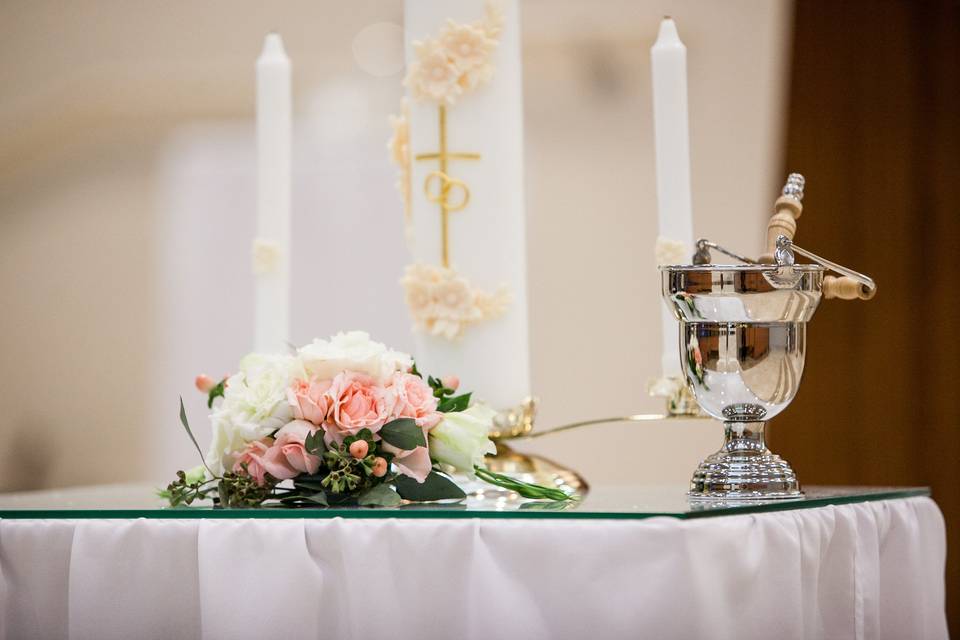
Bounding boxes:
661 261 822 499
661 216 876 499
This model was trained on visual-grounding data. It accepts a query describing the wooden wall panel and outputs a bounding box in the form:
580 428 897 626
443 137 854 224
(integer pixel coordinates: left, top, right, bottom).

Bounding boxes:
777 0 960 630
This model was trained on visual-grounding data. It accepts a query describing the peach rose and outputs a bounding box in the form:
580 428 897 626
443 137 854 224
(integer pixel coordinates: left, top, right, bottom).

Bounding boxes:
265 420 321 477
382 441 432 484
380 420 433 484
232 438 295 487
287 377 332 425
327 372 390 437
389 372 442 429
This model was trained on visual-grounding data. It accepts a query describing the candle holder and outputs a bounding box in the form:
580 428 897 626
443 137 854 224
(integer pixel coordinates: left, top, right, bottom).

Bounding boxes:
482 398 588 496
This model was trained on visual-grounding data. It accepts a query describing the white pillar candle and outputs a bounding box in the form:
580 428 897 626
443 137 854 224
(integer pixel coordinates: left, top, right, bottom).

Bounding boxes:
403 0 530 410
651 17 694 377
254 33 292 354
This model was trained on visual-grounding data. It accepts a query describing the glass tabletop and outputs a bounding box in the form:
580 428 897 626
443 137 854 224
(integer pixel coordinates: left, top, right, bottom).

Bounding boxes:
0 483 929 520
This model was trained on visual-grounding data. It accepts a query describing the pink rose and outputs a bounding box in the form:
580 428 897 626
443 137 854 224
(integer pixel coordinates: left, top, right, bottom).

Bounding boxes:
382 439 432 483
232 438 295 487
287 377 332 425
265 420 321 477
380 420 432 484
389 372 442 429
327 372 390 437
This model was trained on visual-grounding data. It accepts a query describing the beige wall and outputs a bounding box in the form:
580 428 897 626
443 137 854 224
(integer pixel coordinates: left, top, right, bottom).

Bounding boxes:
519 0 794 481
0 0 792 490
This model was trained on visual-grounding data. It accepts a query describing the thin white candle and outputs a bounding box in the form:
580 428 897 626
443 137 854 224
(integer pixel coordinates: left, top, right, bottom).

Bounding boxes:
254 33 292 354
651 17 694 377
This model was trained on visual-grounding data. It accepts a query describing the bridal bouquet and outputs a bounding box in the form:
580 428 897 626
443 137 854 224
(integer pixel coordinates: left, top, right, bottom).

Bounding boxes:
164 331 568 508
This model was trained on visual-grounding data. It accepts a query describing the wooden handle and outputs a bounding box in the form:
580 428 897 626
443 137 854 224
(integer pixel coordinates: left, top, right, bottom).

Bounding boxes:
823 275 876 300
758 195 803 263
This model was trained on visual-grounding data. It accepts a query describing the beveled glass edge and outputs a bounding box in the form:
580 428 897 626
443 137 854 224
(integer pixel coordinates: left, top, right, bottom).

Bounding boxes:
0 487 930 520
682 487 931 519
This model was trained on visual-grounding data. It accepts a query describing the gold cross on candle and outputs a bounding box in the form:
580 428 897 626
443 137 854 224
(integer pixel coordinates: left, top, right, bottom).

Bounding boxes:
415 105 481 268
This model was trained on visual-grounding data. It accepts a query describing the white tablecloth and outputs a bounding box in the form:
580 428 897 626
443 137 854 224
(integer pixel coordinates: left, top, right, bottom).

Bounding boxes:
0 497 946 640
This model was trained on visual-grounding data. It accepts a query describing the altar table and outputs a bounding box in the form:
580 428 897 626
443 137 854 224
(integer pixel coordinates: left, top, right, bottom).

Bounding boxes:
0 485 947 640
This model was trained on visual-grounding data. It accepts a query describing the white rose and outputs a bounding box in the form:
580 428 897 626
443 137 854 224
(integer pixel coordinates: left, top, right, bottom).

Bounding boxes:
204 352 303 475
297 331 412 384
428 404 497 475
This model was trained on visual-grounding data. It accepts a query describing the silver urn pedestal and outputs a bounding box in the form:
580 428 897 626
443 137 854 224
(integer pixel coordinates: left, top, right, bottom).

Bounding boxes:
661 262 824 500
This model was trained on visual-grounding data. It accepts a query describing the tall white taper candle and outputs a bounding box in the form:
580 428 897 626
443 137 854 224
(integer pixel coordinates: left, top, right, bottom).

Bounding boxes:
254 33 292 354
651 17 694 377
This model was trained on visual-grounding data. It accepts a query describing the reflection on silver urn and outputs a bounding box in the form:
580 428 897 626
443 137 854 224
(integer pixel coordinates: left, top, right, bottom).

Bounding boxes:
661 264 824 499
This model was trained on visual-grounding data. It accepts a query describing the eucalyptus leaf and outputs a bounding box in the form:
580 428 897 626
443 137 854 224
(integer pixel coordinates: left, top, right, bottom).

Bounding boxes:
304 431 324 456
394 471 466 501
379 418 425 450
304 491 328 506
358 484 402 507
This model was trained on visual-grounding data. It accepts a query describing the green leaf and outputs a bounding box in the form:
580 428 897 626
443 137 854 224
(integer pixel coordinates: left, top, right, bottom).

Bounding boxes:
474 466 570 501
294 473 328 490
293 480 327 492
437 392 471 413
304 491 328 506
410 362 422 378
179 397 216 477
206 379 226 409
394 471 466 501
304 430 325 455
379 418 425 450
358 484 402 507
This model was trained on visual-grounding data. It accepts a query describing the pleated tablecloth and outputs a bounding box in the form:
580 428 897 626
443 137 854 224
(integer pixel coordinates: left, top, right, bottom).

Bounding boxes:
0 496 947 640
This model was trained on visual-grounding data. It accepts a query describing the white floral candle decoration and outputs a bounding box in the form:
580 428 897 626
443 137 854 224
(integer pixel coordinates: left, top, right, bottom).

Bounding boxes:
254 33 292 354
652 17 694 377
400 0 530 411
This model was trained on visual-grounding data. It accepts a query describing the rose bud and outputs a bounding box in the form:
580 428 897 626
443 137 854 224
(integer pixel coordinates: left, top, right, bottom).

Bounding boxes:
371 457 389 478
195 374 216 393
349 440 369 460
441 375 460 392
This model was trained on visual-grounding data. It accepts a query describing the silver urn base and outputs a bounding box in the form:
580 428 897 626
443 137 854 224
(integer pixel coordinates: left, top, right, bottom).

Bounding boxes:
688 420 801 500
